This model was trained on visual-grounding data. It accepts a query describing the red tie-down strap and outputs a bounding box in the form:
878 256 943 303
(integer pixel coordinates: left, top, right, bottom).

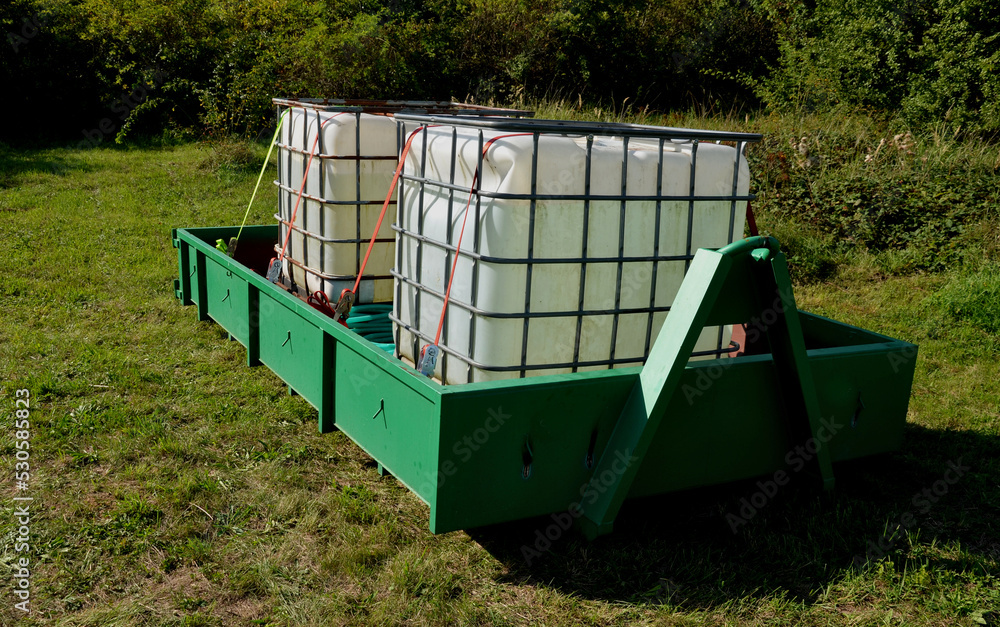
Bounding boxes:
417 132 533 377
267 112 349 288
331 124 438 321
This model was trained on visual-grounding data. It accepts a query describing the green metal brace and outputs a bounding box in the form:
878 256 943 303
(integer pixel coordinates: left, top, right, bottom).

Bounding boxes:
576 236 836 539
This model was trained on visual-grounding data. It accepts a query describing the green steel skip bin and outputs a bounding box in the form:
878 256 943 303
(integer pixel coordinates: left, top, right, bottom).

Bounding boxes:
172 225 917 538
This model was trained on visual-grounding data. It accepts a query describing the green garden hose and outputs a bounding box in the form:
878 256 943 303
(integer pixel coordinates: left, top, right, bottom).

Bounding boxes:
346 304 394 353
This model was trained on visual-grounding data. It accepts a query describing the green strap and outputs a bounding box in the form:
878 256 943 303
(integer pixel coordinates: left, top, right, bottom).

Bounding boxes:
235 111 289 247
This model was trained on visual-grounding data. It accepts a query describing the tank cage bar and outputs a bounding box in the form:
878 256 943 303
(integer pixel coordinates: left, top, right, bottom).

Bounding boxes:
390 114 762 382
272 100 531 298
271 98 534 117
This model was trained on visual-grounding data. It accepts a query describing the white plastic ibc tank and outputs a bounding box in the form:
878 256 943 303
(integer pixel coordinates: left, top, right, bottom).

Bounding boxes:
277 108 398 303
394 126 752 385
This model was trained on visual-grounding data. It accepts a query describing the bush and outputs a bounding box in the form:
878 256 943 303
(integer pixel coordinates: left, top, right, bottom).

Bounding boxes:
758 0 1000 137
750 115 1000 274
281 7 454 102
903 0 1000 136
4 0 998 142
3 0 782 141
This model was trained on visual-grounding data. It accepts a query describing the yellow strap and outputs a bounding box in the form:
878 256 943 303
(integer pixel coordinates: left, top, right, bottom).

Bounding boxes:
235 111 289 245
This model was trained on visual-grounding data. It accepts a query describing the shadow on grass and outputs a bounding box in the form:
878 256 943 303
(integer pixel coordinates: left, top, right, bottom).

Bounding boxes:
0 144 95 189
467 422 1000 607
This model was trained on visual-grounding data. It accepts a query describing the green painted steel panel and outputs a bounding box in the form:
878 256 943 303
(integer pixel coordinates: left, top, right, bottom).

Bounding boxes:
632 355 790 497
429 342 915 534
434 371 637 533
205 258 251 346
333 341 442 511
258 290 326 406
172 229 193 305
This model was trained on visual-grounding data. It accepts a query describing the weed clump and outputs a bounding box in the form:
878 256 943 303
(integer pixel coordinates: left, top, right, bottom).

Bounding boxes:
199 139 260 175
927 265 1000 335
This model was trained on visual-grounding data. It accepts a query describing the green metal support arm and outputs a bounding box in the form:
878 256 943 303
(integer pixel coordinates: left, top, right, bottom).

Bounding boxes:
576 236 835 539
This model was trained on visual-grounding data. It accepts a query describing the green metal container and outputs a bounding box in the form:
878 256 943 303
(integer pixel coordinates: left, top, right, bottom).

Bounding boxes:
173 224 917 538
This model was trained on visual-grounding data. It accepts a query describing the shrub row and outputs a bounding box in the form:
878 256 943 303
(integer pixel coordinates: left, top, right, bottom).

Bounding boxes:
2 0 997 140
756 0 1000 137
1 0 772 142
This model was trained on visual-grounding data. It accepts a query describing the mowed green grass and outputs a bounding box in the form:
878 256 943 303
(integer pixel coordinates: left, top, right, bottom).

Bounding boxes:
0 132 998 626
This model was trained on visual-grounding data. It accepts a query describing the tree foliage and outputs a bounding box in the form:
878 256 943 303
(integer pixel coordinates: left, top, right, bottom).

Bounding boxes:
1 0 997 141
757 0 1000 136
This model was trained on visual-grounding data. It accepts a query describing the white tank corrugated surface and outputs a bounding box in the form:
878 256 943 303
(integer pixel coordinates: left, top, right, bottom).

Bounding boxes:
277 109 398 303
394 127 751 385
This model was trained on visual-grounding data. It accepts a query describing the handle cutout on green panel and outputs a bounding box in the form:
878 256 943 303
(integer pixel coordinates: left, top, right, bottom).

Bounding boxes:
852 393 865 428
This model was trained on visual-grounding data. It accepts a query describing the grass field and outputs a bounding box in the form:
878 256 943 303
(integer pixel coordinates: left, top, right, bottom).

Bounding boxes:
1 109 999 626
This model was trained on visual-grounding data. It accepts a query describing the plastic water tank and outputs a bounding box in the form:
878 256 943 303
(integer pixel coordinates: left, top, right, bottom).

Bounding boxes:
277 109 398 303
392 124 753 385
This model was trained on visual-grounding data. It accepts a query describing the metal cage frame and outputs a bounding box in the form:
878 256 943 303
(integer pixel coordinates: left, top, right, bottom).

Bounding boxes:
390 114 763 383
271 99 533 300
